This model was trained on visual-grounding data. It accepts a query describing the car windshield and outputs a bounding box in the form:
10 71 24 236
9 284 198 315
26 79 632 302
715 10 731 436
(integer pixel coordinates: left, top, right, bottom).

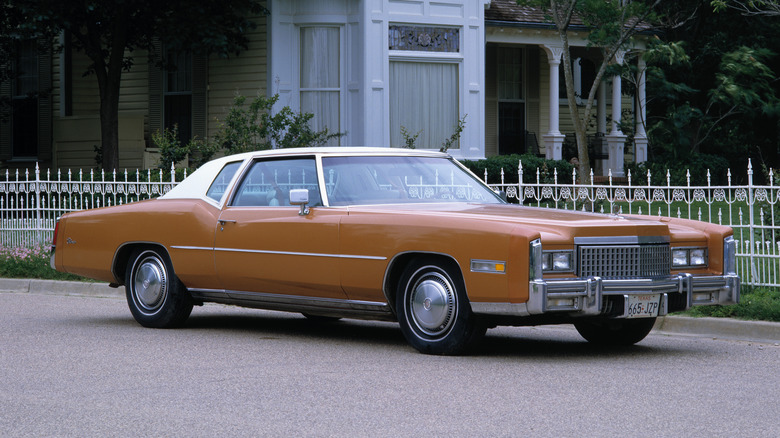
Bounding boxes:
321 155 504 206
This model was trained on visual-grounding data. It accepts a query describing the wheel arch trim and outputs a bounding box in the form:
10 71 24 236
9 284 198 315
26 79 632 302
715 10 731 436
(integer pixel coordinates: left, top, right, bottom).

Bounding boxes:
382 251 465 315
112 242 173 285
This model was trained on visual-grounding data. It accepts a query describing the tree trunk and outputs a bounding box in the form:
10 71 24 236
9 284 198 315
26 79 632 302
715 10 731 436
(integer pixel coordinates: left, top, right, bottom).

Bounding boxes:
99 87 120 170
557 26 591 183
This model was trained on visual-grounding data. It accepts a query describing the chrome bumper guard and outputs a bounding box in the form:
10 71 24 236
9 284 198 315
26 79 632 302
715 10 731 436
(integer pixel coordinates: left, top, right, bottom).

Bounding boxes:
471 273 740 318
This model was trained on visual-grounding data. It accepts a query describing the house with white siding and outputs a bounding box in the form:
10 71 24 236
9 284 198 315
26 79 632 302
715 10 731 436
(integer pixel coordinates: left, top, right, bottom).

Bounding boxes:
0 0 649 177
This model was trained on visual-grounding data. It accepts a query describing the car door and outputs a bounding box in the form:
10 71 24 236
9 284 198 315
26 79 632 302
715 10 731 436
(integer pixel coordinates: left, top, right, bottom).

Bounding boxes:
213 157 347 299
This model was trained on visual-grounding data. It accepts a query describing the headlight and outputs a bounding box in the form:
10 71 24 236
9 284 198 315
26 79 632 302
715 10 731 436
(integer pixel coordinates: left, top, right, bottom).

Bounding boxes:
542 250 573 272
672 247 708 268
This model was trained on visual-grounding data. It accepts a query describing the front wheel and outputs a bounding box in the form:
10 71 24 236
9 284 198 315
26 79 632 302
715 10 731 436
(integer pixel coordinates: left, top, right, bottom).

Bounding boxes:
574 317 656 346
125 248 193 328
396 257 485 355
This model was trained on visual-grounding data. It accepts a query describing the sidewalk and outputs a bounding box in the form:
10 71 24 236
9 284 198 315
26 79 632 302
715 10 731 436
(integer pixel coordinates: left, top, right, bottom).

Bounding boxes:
2 278 780 344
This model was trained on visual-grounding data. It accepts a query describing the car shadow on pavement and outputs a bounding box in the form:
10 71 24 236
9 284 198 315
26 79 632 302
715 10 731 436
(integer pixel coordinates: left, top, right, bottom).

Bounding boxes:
184 311 409 349
83 309 694 358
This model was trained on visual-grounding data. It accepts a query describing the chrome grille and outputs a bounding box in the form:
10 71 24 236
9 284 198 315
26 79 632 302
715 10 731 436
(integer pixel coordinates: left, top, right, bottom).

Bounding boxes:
578 244 670 279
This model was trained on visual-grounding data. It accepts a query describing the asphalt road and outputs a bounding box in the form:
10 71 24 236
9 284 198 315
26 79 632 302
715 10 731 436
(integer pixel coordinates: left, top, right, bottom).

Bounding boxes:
2 291 779 437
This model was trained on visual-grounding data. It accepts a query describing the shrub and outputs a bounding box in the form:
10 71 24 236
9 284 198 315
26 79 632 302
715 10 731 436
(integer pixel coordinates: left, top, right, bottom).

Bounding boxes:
216 94 342 153
624 153 731 186
152 93 344 172
461 154 574 185
682 286 780 322
0 245 88 281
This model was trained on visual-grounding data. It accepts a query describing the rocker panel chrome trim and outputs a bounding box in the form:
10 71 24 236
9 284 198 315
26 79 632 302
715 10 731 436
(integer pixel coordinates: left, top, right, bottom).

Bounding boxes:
188 288 395 320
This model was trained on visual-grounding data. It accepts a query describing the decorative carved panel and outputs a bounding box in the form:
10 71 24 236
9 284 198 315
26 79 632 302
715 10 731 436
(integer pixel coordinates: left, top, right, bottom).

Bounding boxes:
388 25 459 53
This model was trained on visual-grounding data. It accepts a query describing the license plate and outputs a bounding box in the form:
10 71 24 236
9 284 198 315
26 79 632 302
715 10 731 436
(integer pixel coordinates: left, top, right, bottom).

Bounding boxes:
626 294 661 319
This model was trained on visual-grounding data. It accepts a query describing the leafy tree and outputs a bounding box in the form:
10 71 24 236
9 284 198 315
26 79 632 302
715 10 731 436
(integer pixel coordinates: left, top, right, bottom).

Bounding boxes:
0 0 266 170
644 1 780 180
517 0 660 182
712 0 780 16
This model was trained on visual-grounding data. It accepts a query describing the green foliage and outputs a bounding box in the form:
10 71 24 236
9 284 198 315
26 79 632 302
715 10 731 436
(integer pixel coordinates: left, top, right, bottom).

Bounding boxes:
152 126 219 170
399 115 467 152
710 46 780 116
400 126 421 149
150 93 342 171
216 94 343 154
461 154 575 185
440 115 467 153
646 2 780 181
0 245 88 281
152 126 190 168
682 287 780 322
624 153 731 186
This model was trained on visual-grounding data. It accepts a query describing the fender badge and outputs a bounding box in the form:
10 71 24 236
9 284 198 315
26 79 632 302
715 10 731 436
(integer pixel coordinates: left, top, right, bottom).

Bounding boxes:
66 238 76 244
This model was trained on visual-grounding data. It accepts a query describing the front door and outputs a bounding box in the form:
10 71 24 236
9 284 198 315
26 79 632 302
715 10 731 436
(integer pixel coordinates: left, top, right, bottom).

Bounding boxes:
213 157 347 299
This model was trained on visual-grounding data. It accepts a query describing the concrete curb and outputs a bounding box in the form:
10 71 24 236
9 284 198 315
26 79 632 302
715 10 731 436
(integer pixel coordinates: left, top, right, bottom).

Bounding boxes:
0 278 122 298
654 315 780 344
3 278 780 343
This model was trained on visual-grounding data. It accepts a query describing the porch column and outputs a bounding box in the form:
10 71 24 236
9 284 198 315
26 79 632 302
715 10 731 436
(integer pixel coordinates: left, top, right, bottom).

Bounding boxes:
634 55 648 164
597 79 607 134
606 50 626 177
542 45 565 161
596 80 608 175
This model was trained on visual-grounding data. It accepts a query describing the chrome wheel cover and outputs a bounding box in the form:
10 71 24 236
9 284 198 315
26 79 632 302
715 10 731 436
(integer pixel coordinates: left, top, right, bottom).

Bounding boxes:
132 254 168 315
408 270 456 337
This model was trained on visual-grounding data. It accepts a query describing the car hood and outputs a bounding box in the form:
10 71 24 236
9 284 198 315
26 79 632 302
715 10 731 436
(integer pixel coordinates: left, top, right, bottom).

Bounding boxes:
343 203 708 244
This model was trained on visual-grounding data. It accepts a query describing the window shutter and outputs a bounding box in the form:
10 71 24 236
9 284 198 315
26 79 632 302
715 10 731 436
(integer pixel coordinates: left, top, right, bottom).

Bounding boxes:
148 40 163 136
192 54 207 140
37 38 53 160
0 79 10 160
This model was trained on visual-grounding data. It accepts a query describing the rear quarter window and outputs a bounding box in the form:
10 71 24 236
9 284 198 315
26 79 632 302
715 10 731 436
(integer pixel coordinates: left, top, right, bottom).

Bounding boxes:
206 161 242 202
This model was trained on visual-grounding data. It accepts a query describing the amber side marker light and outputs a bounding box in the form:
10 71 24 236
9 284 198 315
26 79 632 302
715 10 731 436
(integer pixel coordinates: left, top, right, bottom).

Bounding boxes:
471 260 506 274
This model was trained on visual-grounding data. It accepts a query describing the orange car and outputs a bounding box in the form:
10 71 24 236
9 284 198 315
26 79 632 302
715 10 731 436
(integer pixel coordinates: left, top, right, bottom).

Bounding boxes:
51 148 740 354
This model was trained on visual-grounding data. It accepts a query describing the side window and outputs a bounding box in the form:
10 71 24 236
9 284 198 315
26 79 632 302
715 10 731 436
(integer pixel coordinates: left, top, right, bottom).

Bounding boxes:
231 158 321 207
206 161 242 202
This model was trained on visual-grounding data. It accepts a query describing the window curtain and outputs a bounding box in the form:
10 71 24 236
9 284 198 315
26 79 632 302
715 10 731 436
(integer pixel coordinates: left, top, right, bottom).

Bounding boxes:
390 61 458 149
300 27 340 146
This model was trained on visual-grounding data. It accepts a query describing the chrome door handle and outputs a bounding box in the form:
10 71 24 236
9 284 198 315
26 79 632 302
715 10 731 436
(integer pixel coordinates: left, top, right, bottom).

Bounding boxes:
218 219 237 231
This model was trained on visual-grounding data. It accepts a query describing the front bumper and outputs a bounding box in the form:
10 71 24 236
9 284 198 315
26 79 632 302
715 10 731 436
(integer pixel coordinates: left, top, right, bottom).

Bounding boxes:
471 273 740 318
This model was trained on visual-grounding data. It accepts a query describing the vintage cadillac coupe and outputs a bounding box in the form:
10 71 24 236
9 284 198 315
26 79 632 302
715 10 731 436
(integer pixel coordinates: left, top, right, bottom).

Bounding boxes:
51 148 740 354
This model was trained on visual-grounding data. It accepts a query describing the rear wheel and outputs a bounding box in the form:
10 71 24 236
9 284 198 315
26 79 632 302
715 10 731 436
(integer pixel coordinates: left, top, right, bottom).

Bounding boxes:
574 317 656 346
396 257 485 355
125 248 193 328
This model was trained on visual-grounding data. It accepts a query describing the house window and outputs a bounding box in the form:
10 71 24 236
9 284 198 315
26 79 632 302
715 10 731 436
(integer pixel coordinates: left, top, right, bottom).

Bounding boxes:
12 39 39 158
389 61 458 149
300 27 340 146
498 47 525 155
164 50 193 145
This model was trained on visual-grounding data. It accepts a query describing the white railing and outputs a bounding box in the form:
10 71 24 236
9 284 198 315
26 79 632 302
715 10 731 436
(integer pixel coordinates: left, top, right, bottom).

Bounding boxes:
486 159 778 288
1 160 777 288
0 164 181 248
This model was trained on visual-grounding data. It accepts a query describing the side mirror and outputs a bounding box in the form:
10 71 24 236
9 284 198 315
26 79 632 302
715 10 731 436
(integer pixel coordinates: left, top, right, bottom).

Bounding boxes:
289 189 310 215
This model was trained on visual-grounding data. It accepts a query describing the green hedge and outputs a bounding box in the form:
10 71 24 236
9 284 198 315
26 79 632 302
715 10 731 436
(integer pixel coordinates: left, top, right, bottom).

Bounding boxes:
461 154 574 185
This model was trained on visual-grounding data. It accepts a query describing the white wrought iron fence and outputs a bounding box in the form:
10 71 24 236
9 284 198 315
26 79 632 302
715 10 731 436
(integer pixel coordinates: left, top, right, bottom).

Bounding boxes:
1 160 777 288
0 164 181 248
486 159 778 288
